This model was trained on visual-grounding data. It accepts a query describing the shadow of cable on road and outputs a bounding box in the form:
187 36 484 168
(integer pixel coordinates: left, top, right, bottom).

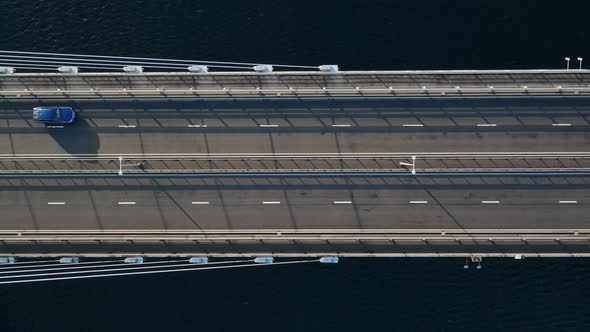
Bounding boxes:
46 118 100 156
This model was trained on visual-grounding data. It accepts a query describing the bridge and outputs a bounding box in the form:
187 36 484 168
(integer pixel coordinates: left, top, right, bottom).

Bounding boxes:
1 51 590 260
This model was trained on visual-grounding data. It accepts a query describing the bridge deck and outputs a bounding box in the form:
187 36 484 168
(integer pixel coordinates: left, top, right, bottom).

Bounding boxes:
1 72 589 256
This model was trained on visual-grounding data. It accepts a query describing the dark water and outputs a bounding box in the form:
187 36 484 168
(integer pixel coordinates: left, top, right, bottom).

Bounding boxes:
1 0 589 70
0 1 590 331
1 259 589 331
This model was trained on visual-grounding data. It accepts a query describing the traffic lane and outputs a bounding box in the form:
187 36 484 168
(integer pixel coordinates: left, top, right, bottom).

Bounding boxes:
2 96 590 119
2 95 590 114
0 187 589 230
1 130 588 155
3 107 590 127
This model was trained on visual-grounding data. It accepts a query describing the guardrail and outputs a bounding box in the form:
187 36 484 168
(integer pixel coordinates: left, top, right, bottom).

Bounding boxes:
1 86 590 99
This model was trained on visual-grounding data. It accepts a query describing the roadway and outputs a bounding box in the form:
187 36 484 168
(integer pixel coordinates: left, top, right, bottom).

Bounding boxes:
0 176 588 230
0 96 589 155
0 94 589 255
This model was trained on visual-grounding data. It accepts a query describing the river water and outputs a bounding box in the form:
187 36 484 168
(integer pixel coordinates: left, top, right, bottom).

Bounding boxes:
0 1 589 331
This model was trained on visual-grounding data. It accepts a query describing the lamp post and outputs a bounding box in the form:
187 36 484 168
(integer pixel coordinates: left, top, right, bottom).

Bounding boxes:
578 57 583 70
565 57 570 70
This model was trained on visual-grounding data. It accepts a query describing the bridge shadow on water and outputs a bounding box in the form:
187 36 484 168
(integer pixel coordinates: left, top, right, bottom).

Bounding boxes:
46 118 100 156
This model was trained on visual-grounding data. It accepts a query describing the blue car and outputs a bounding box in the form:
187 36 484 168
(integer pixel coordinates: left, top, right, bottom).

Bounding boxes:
33 106 76 124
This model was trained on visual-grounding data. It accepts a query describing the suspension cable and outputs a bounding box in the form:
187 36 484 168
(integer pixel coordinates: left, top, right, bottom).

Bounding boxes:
0 54 252 69
0 259 319 285
0 50 317 69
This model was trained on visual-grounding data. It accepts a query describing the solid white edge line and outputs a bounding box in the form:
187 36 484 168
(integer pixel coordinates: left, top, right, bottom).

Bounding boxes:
481 200 500 204
552 123 572 126
331 124 352 127
477 123 497 127
402 124 424 127
117 201 136 205
259 124 279 127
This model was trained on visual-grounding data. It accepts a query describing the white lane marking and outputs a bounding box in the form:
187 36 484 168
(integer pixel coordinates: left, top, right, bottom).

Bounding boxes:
118 201 136 205
552 123 571 127
262 201 281 204
409 200 428 204
558 200 578 204
402 124 424 127
47 202 66 205
331 124 352 127
481 200 500 204
334 200 352 204
46 125 64 129
188 124 208 128
259 124 279 128
118 125 137 128
191 201 210 205
477 123 497 127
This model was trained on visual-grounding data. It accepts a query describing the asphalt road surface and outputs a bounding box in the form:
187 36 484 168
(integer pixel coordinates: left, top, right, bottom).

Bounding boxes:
0 96 589 155
0 95 589 255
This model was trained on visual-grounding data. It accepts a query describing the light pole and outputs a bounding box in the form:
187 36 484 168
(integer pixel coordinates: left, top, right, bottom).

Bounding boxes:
578 57 583 70
565 57 570 70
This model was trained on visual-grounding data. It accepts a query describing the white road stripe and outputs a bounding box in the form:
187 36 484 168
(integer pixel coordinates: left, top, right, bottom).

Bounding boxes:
409 200 428 204
334 200 352 204
552 123 571 127
477 123 497 127
331 124 352 127
262 201 281 204
191 201 210 205
118 125 137 128
118 201 136 205
558 200 578 204
188 124 208 128
481 200 500 204
259 124 279 127
402 124 424 127
46 125 64 129
47 202 66 205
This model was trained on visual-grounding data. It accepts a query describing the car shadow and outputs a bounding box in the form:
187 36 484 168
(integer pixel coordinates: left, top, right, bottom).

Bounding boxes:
46 118 100 156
